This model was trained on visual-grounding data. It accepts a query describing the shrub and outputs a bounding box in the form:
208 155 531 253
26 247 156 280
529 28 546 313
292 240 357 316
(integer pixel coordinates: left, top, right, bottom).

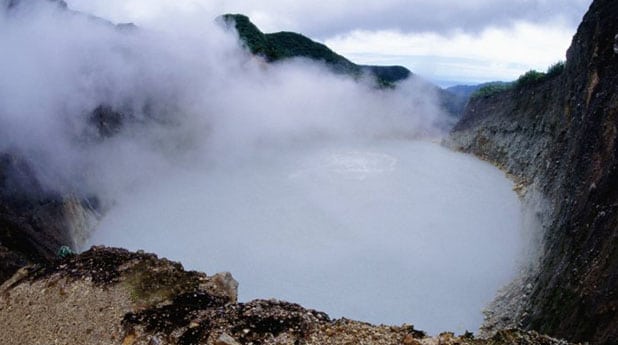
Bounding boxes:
471 82 513 98
470 61 566 99
515 70 546 88
546 61 565 78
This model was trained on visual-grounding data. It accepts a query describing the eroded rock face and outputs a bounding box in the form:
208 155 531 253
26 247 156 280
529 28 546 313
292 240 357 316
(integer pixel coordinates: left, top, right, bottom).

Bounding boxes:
447 0 618 344
0 153 98 284
0 247 578 345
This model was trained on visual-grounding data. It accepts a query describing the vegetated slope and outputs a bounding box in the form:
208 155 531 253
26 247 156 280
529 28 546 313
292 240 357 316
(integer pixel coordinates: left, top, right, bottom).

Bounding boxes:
448 64 565 113
222 14 464 118
447 82 512 104
447 0 618 344
220 14 409 85
446 84 481 100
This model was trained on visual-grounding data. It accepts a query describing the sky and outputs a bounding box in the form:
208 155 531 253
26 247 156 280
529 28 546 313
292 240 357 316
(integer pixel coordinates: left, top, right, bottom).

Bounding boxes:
65 0 592 87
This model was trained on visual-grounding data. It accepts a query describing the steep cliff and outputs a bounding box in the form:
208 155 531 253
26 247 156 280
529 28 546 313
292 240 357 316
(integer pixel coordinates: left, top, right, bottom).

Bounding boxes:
447 0 618 344
0 153 98 283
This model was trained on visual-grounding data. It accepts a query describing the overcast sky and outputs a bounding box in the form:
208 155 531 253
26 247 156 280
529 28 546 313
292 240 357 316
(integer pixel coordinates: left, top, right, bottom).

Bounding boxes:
66 0 592 86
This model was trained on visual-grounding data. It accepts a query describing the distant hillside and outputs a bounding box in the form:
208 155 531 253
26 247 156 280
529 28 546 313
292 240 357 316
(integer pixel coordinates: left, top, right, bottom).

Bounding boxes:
446 81 511 108
222 14 466 118
446 84 483 100
449 64 565 102
221 14 410 87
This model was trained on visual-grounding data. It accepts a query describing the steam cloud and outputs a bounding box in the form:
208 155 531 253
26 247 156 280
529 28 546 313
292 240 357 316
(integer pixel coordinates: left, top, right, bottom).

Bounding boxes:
0 1 524 335
0 1 445 199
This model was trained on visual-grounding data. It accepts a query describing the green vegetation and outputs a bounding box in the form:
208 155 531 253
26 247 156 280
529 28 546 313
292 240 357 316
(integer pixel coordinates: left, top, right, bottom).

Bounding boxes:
265 31 359 75
470 61 566 99
124 260 199 305
221 14 274 58
364 65 411 88
545 61 565 78
515 61 565 88
471 82 514 98
221 14 410 86
57 245 75 258
515 70 547 88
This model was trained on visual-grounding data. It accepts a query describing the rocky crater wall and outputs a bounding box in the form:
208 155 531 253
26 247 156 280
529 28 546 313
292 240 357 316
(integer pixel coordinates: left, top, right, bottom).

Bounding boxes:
0 246 581 345
447 0 617 344
0 153 98 283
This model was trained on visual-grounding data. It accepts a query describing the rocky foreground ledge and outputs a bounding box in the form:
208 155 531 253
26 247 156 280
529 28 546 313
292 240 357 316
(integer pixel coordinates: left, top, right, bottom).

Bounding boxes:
0 247 577 345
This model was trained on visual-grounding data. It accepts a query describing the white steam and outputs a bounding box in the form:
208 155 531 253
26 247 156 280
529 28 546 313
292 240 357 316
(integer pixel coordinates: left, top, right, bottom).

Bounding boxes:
89 140 523 334
0 1 444 199
1 1 524 335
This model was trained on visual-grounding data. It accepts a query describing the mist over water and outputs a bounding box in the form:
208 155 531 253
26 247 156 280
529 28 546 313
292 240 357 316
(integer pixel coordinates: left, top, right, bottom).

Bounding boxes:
88 139 523 334
2 1 524 335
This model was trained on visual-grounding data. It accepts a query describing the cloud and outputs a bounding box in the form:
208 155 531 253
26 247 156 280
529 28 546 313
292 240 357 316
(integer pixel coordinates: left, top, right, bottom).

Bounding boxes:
65 0 591 38
325 20 575 83
0 0 447 198
63 0 591 83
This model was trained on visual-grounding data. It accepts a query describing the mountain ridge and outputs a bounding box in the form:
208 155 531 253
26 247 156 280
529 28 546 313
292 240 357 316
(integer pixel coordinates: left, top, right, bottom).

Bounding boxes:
220 14 411 87
221 13 465 118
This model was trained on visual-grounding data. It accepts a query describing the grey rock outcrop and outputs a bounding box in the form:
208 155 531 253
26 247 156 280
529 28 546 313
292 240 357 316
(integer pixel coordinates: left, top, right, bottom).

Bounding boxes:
0 153 98 284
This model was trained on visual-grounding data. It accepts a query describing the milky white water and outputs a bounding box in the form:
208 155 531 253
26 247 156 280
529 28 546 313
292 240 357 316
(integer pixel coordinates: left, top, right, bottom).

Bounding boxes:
87 139 523 334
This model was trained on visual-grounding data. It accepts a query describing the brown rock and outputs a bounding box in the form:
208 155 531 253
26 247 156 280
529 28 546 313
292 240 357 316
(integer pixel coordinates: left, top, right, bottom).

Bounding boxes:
402 334 422 345
121 330 136 345
215 333 241 345
211 272 239 302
